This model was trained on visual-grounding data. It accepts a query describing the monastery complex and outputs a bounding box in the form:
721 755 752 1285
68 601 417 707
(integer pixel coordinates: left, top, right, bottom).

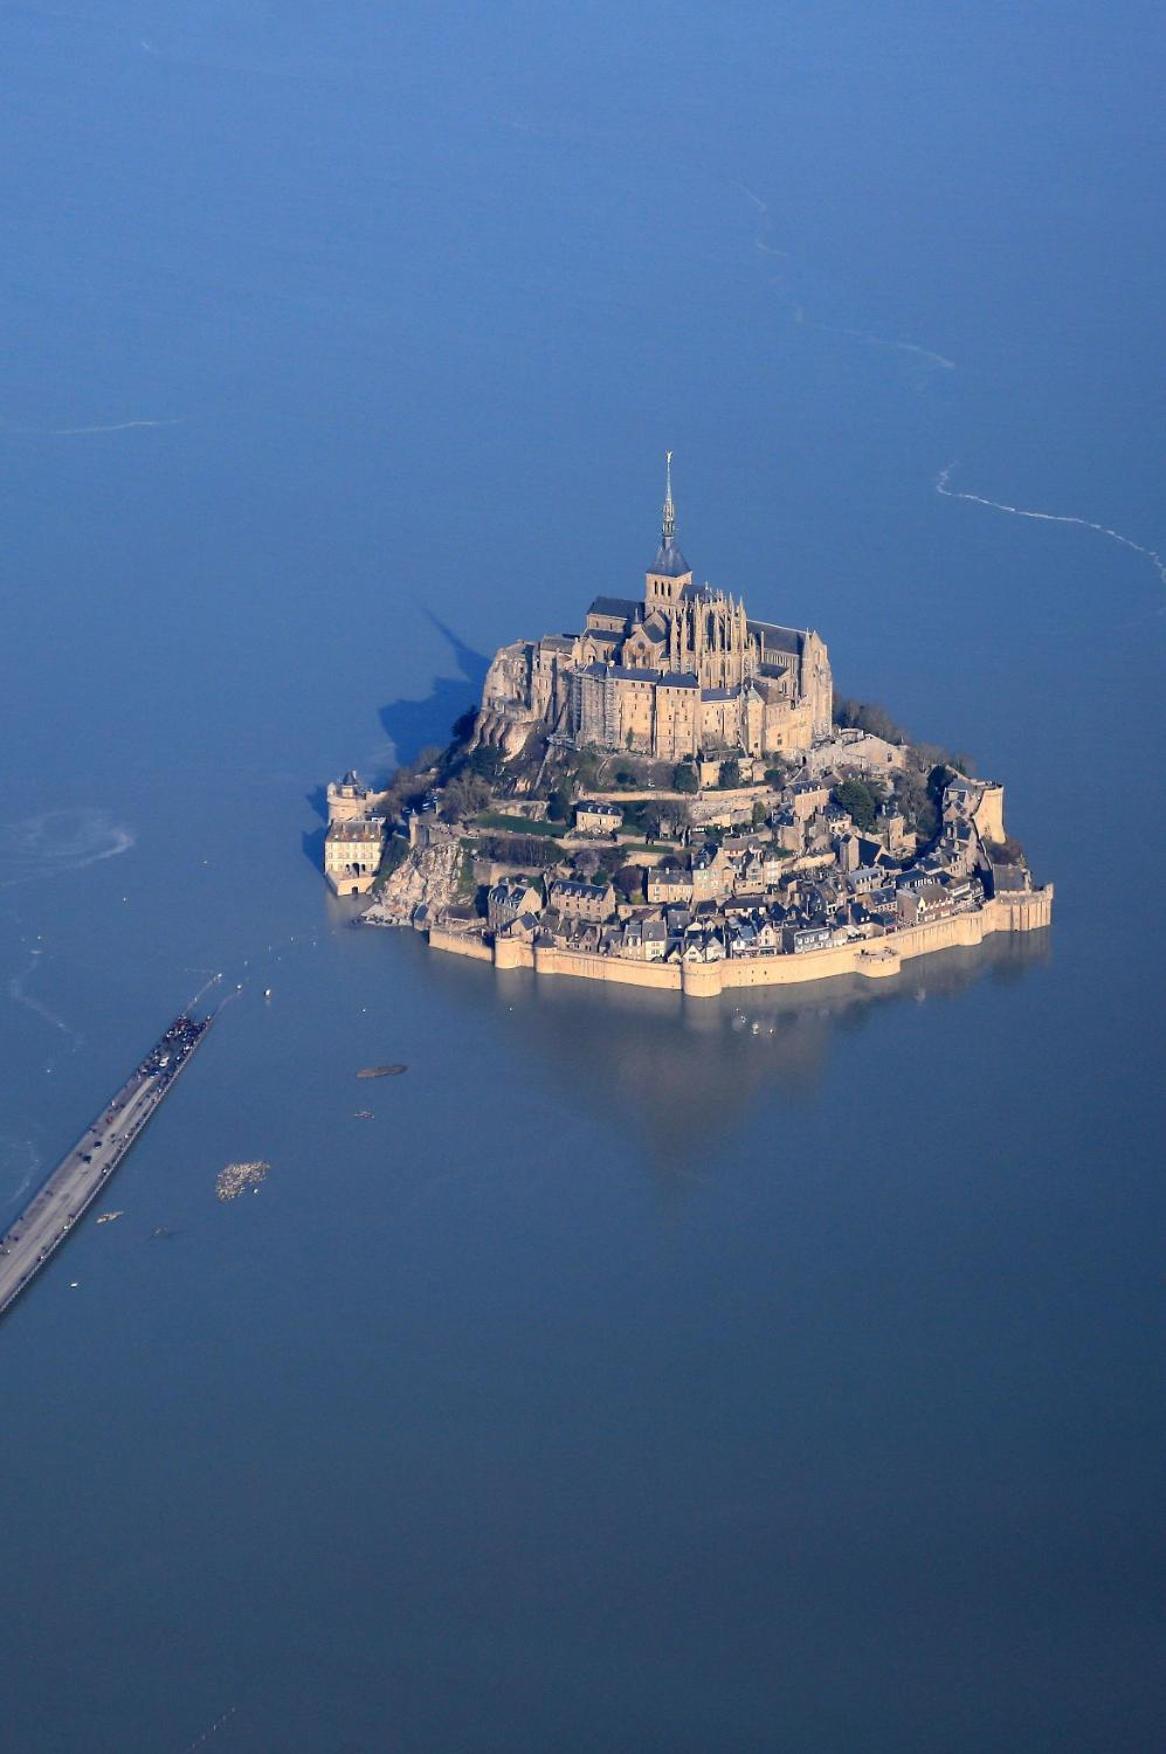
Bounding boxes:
473 457 833 764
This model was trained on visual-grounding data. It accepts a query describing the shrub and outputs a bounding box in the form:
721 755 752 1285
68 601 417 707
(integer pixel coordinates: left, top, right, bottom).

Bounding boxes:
476 833 562 868
440 772 492 822
832 777 885 833
832 696 908 744
614 864 645 901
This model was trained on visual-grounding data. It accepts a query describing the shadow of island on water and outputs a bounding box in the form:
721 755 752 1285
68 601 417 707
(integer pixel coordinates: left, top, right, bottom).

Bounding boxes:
302 616 490 871
378 615 489 771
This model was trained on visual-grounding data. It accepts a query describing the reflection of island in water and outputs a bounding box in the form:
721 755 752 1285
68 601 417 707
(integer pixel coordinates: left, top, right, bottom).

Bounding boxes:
425 930 1051 1162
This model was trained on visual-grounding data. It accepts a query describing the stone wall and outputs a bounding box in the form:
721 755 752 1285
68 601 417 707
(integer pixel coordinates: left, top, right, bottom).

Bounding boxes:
534 945 681 990
428 926 494 963
972 784 1006 844
430 886 1054 997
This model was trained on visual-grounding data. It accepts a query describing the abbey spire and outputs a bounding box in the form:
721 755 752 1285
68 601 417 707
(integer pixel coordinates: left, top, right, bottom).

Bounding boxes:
646 450 692 607
662 450 676 543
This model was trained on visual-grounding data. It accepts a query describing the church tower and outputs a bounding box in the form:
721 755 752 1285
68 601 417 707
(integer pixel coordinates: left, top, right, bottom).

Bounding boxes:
645 452 694 610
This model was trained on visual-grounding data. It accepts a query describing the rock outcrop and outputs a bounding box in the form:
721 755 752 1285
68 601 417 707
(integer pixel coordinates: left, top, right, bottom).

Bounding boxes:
361 832 463 927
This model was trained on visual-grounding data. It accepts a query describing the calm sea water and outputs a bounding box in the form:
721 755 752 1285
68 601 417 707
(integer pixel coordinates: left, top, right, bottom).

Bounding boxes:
1 5 1163 1749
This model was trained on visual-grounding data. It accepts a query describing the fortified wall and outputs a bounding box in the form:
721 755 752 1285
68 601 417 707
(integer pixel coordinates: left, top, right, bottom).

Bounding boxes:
443 887 1054 999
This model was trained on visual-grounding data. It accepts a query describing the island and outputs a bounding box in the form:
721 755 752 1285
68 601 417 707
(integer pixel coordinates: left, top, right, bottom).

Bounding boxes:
319 459 1052 998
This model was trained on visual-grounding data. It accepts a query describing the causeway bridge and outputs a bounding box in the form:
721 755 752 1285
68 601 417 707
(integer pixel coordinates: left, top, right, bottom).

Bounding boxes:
0 1013 212 1320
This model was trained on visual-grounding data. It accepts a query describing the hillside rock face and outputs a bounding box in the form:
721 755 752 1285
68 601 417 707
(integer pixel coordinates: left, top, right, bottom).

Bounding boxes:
361 834 462 927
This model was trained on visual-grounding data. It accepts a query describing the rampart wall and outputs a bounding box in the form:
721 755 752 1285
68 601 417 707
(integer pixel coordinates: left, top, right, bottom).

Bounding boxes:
434 886 1053 997
428 926 494 963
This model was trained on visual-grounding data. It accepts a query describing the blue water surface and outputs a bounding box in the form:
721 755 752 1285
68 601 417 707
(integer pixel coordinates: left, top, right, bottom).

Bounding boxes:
0 4 1163 1749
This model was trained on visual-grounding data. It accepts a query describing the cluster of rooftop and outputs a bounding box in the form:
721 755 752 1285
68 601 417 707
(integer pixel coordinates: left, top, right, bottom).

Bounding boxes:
474 768 1035 967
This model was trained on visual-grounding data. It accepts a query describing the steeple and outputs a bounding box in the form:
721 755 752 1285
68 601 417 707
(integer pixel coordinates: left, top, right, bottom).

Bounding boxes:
646 450 691 593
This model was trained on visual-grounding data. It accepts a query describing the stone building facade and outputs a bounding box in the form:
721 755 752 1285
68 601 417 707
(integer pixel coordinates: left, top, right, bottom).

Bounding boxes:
324 818 385 896
474 459 833 764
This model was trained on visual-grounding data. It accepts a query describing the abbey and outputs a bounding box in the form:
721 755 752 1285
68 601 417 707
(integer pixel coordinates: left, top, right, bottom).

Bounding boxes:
475 459 833 763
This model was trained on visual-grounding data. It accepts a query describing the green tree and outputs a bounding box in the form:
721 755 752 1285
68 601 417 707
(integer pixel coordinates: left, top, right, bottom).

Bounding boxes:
832 777 885 832
673 763 699 794
614 864 645 902
718 757 741 790
892 767 938 843
468 743 504 781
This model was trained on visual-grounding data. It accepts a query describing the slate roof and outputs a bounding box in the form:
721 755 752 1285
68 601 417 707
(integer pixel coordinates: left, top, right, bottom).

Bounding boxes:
326 819 383 842
749 621 805 655
648 535 691 578
587 596 640 620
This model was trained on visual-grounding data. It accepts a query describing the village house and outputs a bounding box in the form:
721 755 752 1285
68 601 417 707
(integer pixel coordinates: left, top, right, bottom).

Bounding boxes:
498 909 541 943
783 921 832 954
873 805 912 857
772 808 803 854
790 777 830 821
646 859 694 905
622 917 668 962
734 844 773 893
549 878 615 922
835 831 863 873
897 881 952 926
683 927 726 963
945 875 984 911
487 878 543 932
574 799 623 836
846 864 886 896
691 842 732 900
